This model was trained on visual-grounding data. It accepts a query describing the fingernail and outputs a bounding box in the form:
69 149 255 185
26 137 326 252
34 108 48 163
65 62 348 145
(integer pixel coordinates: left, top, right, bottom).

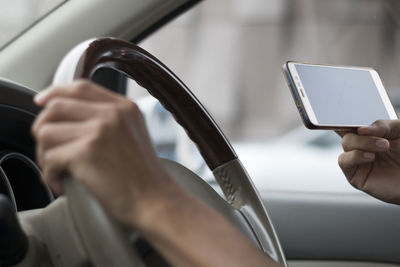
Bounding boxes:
376 139 388 149
363 152 375 159
34 89 50 105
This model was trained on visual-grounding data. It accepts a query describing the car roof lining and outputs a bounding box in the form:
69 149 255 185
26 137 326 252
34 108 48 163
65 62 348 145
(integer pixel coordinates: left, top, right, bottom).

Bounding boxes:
0 0 200 91
132 0 202 43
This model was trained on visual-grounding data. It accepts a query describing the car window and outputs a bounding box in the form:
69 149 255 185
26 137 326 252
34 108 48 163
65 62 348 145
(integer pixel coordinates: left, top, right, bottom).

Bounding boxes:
129 0 400 193
0 0 67 50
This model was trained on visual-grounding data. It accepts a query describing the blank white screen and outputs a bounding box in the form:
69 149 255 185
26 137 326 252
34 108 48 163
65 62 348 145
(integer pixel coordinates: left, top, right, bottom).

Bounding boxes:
295 65 390 125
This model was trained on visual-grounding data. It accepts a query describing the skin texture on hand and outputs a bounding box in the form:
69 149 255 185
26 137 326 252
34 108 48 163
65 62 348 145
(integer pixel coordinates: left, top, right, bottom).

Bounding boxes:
32 80 183 228
338 120 400 204
33 80 282 267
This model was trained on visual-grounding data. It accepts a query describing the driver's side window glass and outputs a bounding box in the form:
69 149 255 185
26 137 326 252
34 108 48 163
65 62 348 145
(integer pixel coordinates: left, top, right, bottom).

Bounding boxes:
131 0 400 193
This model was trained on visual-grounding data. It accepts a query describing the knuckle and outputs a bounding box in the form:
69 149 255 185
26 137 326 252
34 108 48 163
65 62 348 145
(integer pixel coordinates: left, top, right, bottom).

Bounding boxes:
47 98 64 112
91 120 109 141
80 137 100 160
81 140 93 154
341 134 352 151
349 150 360 162
93 110 121 139
104 103 127 125
43 85 62 97
341 138 347 150
338 151 359 170
99 109 121 132
36 125 51 142
71 80 92 94
373 119 385 127
32 113 53 137
351 177 366 192
109 105 123 120
42 150 54 167
373 120 390 132
338 152 352 170
99 120 113 136
349 178 360 189
113 100 140 120
31 120 41 137
121 100 139 114
91 119 108 139
337 154 346 168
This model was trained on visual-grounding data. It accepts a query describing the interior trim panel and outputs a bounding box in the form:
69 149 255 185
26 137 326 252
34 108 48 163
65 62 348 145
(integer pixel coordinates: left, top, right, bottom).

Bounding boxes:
0 0 194 90
288 261 400 267
263 191 400 264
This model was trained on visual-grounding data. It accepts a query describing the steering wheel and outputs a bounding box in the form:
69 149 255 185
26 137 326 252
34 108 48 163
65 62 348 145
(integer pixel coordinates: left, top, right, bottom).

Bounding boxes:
12 38 287 267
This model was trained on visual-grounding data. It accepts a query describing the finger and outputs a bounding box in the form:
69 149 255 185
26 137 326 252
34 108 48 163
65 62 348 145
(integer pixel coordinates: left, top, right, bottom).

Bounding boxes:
32 97 100 134
36 122 93 149
335 130 357 137
40 137 90 195
338 150 375 175
341 133 389 152
34 79 123 106
358 120 400 139
35 122 94 166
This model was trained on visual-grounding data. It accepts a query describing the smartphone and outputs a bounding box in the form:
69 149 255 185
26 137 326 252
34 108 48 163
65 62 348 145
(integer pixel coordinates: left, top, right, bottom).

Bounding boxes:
283 61 398 129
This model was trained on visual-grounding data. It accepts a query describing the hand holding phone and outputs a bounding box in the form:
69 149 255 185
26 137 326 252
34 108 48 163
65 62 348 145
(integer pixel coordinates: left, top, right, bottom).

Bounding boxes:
283 61 398 129
338 119 400 204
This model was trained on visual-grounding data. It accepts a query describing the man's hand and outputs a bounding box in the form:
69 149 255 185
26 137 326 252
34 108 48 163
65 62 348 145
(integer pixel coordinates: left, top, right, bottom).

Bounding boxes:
338 120 400 204
32 80 184 229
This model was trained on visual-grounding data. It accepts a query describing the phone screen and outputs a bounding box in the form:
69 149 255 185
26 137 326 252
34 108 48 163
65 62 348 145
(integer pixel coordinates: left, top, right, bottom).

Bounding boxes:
294 64 391 125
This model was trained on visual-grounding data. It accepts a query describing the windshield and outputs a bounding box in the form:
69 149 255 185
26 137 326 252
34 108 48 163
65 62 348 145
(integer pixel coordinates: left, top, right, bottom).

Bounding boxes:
0 0 67 50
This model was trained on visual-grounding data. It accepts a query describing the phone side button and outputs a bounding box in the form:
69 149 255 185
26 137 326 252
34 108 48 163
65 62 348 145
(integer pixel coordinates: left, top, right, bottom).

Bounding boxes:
300 89 305 98
295 102 302 112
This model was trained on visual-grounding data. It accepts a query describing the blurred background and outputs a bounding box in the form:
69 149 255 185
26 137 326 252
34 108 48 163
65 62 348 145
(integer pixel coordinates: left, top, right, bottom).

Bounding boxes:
139 0 400 140
2 0 400 192
135 0 400 192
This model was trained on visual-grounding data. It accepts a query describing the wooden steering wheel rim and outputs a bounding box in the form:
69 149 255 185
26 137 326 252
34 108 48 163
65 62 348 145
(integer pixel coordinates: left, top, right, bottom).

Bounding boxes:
55 38 236 170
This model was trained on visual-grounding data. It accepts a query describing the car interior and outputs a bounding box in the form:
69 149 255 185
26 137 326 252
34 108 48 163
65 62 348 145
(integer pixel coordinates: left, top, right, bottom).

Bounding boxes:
0 0 399 267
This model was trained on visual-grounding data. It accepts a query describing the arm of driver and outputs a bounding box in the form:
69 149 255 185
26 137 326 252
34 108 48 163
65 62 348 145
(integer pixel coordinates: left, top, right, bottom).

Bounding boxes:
141 193 282 267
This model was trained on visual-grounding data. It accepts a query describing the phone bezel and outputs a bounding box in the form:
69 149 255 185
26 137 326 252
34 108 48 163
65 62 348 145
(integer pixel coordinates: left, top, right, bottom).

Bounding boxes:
285 61 398 129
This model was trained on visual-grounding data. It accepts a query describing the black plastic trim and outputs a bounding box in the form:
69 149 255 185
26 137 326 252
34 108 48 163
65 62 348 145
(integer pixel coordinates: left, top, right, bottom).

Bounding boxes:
262 191 400 264
0 195 28 266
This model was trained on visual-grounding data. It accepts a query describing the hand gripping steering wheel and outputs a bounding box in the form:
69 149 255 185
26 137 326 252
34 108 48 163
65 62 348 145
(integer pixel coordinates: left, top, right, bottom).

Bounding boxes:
15 38 287 267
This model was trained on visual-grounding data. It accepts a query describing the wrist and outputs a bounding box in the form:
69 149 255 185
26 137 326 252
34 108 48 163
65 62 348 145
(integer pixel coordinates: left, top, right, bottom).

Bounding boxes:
131 177 191 232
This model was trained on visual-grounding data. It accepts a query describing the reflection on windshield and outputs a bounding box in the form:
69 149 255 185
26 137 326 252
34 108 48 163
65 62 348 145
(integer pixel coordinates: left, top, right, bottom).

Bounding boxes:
0 0 66 50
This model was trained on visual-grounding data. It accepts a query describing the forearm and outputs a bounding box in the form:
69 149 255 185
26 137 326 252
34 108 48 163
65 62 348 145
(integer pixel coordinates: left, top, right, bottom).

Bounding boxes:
138 191 282 267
